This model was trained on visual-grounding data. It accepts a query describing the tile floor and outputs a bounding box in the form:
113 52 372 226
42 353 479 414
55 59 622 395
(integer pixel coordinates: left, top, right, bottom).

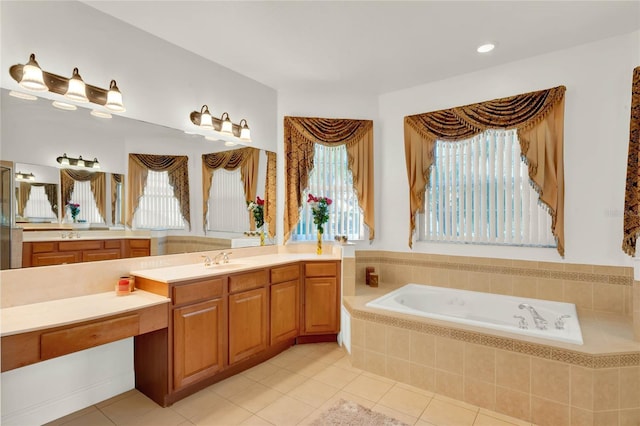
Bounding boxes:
46 342 534 426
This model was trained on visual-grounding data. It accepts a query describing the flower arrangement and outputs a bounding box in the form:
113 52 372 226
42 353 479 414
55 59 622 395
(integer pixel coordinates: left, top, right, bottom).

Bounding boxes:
246 196 265 229
67 202 80 222
307 193 332 234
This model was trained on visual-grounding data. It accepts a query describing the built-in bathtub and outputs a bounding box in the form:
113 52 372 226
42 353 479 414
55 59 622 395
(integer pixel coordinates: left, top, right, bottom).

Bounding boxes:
365 283 583 345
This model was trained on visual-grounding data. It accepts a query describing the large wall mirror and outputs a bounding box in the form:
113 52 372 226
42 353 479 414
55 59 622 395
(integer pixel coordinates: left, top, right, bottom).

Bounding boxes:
1 88 275 268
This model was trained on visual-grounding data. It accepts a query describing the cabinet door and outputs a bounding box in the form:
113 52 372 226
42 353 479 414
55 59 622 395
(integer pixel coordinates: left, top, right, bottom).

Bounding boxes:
270 280 299 345
304 277 338 334
83 249 121 262
32 251 81 267
173 298 224 390
228 287 268 364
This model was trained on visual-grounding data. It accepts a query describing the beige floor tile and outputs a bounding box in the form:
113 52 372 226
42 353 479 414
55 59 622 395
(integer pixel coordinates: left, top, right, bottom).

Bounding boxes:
477 409 531 426
228 382 284 413
332 355 364 374
284 357 331 377
209 374 257 399
44 406 100 425
328 391 377 410
171 389 228 421
342 374 394 402
361 370 397 384
312 365 360 388
191 399 253 426
119 407 188 426
177 421 195 426
99 391 159 425
415 421 439 426
312 347 347 365
239 415 275 425
259 368 309 393
242 361 283 382
433 393 481 412
268 350 307 369
96 389 141 409
473 413 521 426
372 403 419 425
54 409 115 426
255 395 315 426
420 399 478 426
287 378 341 408
378 384 432 418
396 381 435 398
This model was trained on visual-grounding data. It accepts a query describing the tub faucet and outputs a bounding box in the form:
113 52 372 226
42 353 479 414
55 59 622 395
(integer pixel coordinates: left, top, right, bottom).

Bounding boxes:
213 251 232 264
518 303 548 330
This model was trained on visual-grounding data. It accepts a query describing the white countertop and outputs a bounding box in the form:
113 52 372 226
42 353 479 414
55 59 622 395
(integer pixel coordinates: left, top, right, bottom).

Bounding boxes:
22 230 151 242
0 290 169 337
131 252 341 283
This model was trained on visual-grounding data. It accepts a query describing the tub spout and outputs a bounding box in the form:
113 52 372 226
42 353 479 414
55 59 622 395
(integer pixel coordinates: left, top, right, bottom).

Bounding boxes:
518 303 548 330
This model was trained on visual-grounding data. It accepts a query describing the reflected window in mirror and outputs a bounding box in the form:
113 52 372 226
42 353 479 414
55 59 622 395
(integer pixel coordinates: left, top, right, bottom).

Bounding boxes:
68 180 105 223
111 174 124 226
61 169 106 224
18 183 57 221
208 168 250 232
133 170 186 230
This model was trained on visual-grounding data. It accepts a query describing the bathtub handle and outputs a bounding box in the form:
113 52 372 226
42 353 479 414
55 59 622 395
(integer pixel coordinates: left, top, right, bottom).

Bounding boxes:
513 315 528 329
555 315 571 330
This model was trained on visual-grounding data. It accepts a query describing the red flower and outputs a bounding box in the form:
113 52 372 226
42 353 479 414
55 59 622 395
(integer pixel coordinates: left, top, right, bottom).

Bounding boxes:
326 198 332 205
256 196 265 206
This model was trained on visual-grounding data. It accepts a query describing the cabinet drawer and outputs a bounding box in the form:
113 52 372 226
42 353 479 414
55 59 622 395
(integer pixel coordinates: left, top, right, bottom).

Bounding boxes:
104 239 122 249
40 315 139 360
59 240 102 251
32 252 80 266
31 242 55 253
173 278 223 305
270 264 299 284
83 249 121 262
228 269 268 293
129 239 150 248
305 262 337 277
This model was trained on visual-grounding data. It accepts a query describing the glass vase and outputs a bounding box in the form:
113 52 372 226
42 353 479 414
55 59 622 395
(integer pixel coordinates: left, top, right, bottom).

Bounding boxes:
317 230 323 255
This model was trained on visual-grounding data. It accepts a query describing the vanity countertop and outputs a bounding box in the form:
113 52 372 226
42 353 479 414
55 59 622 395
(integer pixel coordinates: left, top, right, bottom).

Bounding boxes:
0 290 169 337
22 230 151 242
131 252 341 283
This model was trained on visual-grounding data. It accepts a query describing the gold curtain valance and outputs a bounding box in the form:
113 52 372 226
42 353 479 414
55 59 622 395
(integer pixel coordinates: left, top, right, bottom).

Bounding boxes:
623 67 640 256
284 116 375 243
60 169 106 222
127 154 190 229
201 148 260 231
17 182 31 217
404 86 566 256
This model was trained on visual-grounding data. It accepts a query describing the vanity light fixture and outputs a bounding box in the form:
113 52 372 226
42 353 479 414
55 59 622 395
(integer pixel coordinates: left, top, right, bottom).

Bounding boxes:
56 153 100 169
189 105 252 143
15 171 36 181
9 53 126 113
9 90 37 101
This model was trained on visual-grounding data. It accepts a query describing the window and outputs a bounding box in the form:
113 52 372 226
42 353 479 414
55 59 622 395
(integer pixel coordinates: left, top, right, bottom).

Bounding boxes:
207 168 250 232
419 129 556 247
132 170 186 229
292 144 364 241
68 180 104 223
23 186 56 219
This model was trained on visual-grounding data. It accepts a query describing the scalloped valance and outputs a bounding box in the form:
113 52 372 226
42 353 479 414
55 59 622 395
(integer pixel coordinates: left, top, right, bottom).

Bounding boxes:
623 67 640 256
284 116 375 243
60 169 105 222
405 86 566 256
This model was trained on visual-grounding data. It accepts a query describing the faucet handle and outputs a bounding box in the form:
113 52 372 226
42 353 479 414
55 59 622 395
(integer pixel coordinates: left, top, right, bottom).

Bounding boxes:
200 255 212 266
555 315 571 330
222 252 232 263
513 315 528 329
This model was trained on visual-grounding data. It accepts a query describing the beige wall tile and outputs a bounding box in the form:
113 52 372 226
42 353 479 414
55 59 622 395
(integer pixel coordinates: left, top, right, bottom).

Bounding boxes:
531 358 570 404
435 337 464 374
565 263 593 273
364 350 386 377
411 267 432 285
386 356 411 384
495 350 530 391
592 265 626 276
350 345 365 369
512 277 537 298
537 278 564 302
466 272 493 293
620 408 640 426
463 377 495 411
593 410 619 426
386 326 411 361
410 363 435 392
571 366 594 410
570 407 594 426
495 386 530 422
619 367 640 409
448 270 469 290
410 331 435 367
490 275 513 295
531 396 570 426
431 269 450 287
563 281 594 310
593 368 620 411
351 319 365 348
464 343 495 383
538 261 563 271
593 283 624 313
435 370 463 400
512 259 537 269
365 321 386 353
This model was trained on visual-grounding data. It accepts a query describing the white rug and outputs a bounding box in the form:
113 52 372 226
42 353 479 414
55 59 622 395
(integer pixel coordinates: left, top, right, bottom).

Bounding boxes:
311 399 409 426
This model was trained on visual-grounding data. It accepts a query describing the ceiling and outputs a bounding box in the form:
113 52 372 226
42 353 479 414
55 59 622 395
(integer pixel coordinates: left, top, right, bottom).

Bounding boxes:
84 1 640 95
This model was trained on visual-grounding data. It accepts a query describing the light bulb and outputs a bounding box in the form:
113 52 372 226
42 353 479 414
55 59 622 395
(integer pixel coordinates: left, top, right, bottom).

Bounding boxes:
239 119 251 142
76 156 85 167
200 105 213 129
65 68 88 103
219 112 234 136
105 80 125 112
19 54 47 92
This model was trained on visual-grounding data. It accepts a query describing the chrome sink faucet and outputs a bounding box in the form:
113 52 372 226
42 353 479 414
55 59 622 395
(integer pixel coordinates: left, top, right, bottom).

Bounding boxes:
201 255 212 267
213 251 232 265
518 303 548 330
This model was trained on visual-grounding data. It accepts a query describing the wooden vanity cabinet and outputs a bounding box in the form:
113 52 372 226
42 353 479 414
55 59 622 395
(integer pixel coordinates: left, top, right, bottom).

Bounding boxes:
270 264 301 345
302 261 340 336
22 238 150 267
228 287 268 364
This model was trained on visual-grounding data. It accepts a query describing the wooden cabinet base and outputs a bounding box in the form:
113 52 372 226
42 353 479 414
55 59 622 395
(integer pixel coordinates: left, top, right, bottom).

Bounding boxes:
295 334 338 344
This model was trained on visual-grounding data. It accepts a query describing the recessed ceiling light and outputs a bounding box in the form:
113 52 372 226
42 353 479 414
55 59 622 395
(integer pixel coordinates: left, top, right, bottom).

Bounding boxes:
90 109 112 119
477 43 495 53
9 90 37 100
52 100 77 111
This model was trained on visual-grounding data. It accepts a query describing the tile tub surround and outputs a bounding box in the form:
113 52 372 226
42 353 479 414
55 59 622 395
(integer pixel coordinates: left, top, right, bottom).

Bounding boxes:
355 251 635 316
344 289 640 426
635 280 640 341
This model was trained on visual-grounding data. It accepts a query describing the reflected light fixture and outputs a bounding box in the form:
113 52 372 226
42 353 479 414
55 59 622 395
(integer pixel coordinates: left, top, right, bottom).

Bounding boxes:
189 105 252 143
9 53 125 112
199 105 214 129
90 109 112 119
477 43 495 53
52 100 77 111
15 171 36 181
219 112 234 136
239 119 251 142
9 90 37 100
56 153 100 169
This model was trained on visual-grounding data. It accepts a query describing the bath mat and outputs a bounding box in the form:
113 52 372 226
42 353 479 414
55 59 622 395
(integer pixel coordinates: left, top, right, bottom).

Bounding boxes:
310 398 409 425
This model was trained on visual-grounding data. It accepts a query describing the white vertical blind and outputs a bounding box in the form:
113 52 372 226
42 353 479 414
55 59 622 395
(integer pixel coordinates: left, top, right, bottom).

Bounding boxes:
292 144 364 241
132 170 186 230
208 168 250 232
421 129 555 247
68 181 104 223
23 186 56 219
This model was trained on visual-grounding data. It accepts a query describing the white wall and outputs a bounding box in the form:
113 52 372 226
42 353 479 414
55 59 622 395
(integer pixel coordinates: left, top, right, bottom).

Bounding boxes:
376 31 640 266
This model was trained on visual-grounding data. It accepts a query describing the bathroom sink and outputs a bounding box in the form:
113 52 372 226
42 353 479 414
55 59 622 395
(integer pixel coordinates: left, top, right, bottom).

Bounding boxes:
206 263 249 271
